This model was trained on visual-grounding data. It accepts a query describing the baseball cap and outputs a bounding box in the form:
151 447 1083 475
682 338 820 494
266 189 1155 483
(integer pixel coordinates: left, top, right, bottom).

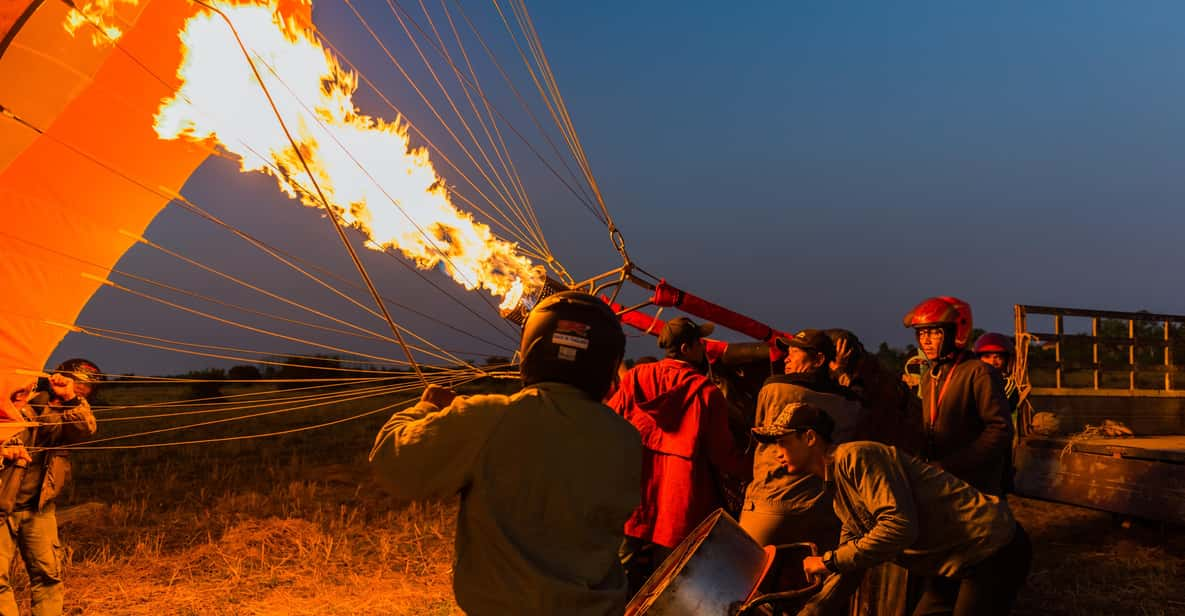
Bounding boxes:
773 329 835 361
751 402 835 443
657 316 715 350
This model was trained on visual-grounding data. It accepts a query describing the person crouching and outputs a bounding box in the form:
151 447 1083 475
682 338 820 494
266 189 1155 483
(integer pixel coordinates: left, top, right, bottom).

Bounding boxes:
752 403 1031 616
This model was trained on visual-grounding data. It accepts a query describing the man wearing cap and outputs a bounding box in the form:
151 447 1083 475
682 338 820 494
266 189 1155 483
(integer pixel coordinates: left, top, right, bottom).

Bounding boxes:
608 316 749 591
752 404 1031 616
0 358 100 616
740 329 866 550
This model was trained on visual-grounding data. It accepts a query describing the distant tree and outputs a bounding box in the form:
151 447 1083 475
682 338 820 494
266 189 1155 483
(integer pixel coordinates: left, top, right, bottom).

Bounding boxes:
185 368 226 399
484 355 512 367
227 364 262 380
275 355 343 389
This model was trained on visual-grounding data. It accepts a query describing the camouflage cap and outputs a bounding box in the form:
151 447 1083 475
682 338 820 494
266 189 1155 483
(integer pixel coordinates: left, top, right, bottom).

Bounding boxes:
751 402 835 443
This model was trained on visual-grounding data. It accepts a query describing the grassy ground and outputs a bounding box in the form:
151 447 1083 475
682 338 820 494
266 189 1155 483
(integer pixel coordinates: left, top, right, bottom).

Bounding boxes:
7 382 1183 614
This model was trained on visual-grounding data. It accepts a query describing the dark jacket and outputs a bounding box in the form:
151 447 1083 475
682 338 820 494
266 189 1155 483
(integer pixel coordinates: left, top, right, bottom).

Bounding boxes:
918 352 1013 495
844 357 924 454
4 390 97 512
607 359 749 548
744 371 866 513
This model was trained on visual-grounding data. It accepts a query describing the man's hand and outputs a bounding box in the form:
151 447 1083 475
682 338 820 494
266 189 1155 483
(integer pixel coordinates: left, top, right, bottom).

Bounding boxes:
1 445 31 464
831 336 853 373
420 384 458 409
802 555 828 578
48 373 77 402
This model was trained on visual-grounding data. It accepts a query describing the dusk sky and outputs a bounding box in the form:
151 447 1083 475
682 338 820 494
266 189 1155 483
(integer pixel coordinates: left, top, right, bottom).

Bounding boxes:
50 1 1185 376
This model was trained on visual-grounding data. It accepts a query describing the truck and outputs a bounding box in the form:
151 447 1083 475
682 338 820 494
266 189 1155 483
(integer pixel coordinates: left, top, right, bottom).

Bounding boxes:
1011 304 1185 524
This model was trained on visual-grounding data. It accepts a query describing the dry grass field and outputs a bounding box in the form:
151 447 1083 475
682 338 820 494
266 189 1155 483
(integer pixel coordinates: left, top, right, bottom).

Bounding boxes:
7 381 1182 614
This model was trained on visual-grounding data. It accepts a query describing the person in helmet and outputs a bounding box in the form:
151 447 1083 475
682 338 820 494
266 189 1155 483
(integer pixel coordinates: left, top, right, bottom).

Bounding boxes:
0 358 100 616
903 297 1013 497
370 291 642 616
973 332 1019 410
607 317 750 594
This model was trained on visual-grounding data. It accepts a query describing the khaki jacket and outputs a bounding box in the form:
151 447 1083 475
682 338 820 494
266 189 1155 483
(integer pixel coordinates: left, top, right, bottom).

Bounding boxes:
806 442 1016 612
743 373 865 513
370 382 642 616
1 392 97 512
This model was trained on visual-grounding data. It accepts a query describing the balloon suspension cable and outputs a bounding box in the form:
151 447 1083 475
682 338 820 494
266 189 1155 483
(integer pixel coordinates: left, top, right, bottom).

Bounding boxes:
196 0 430 386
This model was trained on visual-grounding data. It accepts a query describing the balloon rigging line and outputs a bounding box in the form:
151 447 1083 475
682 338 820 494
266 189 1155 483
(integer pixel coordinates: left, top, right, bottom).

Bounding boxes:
89 362 509 414
383 0 545 254
166 196 521 350
43 391 417 451
0 224 513 365
411 0 603 226
109 268 410 346
315 30 557 264
48 376 461 450
430 0 538 251
341 0 547 256
0 219 483 368
123 233 471 366
91 375 403 412
62 377 453 444
241 47 522 333
96 382 412 422
496 0 623 262
88 274 437 368
77 324 422 372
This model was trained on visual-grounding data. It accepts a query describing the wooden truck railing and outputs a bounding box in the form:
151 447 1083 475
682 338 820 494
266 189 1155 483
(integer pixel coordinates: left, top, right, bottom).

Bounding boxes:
1012 304 1185 523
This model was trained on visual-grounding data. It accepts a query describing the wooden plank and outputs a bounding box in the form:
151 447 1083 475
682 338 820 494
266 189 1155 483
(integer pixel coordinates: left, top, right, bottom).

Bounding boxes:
1012 441 1185 523
1018 305 1185 323
1030 387 1185 398
1024 435 1185 463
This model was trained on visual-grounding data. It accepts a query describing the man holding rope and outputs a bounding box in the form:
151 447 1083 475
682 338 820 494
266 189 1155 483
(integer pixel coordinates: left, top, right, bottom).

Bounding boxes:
370 291 642 616
0 358 100 616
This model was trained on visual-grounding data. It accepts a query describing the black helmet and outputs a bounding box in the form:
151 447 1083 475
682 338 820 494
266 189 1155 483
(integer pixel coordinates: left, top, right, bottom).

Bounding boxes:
54 358 103 396
519 291 624 400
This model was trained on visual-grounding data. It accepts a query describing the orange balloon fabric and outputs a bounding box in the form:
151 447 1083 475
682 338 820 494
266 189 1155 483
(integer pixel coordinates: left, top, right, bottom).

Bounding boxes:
0 1 209 404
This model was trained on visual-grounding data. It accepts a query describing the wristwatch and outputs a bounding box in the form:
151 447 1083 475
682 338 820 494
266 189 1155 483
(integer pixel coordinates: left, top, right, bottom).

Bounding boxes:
822 550 838 573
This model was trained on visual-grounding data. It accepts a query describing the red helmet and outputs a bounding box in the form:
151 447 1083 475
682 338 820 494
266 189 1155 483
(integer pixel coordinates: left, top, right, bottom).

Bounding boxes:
973 332 1012 356
903 296 973 349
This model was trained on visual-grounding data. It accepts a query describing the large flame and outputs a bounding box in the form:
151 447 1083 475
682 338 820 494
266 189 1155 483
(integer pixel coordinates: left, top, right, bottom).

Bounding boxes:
152 1 543 310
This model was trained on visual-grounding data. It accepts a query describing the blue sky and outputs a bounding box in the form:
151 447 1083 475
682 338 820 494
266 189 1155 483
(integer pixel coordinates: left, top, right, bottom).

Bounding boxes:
52 1 1185 374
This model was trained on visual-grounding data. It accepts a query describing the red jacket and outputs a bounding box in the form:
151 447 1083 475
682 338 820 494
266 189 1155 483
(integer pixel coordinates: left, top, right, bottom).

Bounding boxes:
608 359 750 548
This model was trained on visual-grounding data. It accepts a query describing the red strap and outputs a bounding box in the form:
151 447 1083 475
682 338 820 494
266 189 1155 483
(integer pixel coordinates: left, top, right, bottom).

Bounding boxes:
929 357 960 426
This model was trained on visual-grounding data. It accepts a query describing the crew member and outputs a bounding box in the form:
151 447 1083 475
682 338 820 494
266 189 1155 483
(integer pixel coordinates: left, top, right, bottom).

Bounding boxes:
903 297 1013 496
370 292 642 616
753 404 1031 616
0 358 101 616
608 316 749 592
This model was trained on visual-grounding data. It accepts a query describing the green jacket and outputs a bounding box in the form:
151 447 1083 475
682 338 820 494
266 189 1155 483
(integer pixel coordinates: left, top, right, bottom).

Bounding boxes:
806 441 1016 612
370 382 643 616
